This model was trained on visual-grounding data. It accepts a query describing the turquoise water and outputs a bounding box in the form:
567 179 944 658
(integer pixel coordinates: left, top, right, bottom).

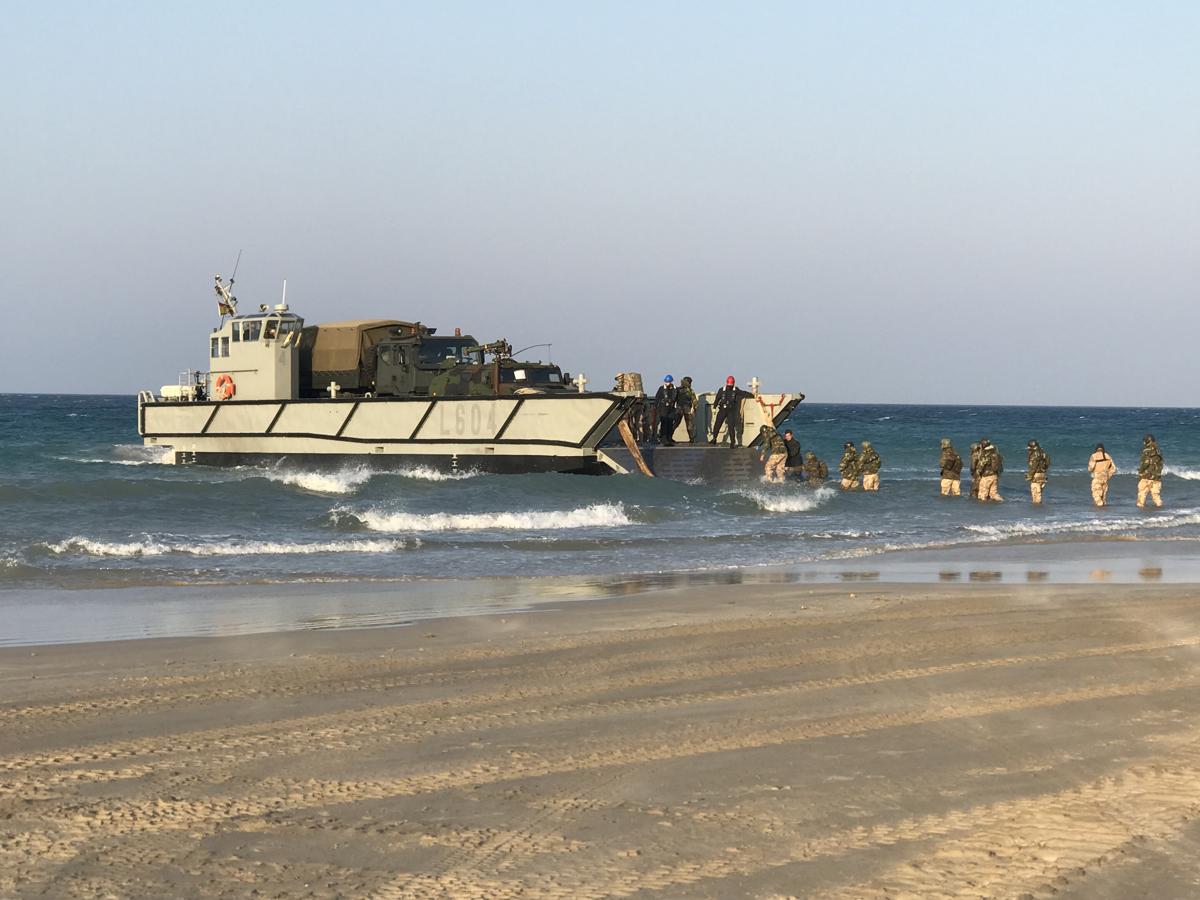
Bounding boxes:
2 393 1199 642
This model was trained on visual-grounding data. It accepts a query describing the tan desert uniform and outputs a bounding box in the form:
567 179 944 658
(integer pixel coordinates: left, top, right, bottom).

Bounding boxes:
1137 437 1164 508
939 439 963 496
760 427 788 484
859 442 882 492
838 443 861 491
1026 441 1049 504
1087 447 1116 507
976 442 1004 502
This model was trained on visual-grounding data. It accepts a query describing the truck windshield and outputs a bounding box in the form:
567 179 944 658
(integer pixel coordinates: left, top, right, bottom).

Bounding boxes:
418 339 478 366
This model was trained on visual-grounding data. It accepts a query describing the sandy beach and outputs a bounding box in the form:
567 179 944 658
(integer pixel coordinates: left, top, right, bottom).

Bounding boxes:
5 581 1200 898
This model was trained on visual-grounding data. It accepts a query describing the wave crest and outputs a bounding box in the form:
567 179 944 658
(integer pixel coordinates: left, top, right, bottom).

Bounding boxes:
731 485 836 513
39 537 417 557
333 502 632 533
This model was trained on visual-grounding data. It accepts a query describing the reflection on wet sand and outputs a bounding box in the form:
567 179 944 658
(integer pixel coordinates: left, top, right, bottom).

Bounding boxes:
938 571 961 581
1026 571 1050 582
1090 569 1113 581
968 571 1003 582
1140 567 1164 581
840 571 880 581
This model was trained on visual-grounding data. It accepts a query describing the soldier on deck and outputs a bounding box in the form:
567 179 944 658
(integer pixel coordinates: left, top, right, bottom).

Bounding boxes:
838 442 861 491
654 376 679 446
1026 440 1050 504
939 439 963 497
976 439 1004 502
676 376 698 443
759 425 789 483
803 451 828 485
1087 443 1117 507
709 376 752 448
968 442 982 499
1137 434 1164 508
859 441 882 492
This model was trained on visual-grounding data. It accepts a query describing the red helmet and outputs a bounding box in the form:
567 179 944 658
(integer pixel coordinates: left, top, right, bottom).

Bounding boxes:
725 375 735 385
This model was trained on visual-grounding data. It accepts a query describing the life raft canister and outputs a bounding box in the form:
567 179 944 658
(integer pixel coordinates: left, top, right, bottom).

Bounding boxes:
214 373 236 400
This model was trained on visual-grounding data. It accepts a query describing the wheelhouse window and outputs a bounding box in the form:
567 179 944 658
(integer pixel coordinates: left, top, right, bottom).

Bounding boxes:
243 320 261 341
220 336 230 357
211 337 219 358
231 325 240 342
263 320 278 340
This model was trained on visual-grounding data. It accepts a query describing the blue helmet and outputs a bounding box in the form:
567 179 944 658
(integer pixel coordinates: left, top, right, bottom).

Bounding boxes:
663 374 674 383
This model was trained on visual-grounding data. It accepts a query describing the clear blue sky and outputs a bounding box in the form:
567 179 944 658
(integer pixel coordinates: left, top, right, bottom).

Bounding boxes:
2 1 1197 404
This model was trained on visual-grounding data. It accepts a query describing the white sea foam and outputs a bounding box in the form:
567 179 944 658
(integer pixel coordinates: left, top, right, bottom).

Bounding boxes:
338 502 632 533
393 466 479 482
57 445 176 467
263 467 375 495
41 537 416 557
732 485 836 513
1165 466 1200 481
962 510 1200 540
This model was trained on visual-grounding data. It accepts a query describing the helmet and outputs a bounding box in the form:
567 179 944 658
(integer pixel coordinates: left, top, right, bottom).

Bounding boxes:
843 441 854 449
760 424 770 434
806 451 815 459
681 376 691 384
862 440 871 448
726 375 735 385
1028 440 1037 448
1144 434 1155 444
663 375 674 383
940 438 950 448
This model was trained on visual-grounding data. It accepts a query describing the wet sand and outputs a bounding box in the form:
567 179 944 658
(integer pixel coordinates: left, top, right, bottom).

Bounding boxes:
6 582 1200 898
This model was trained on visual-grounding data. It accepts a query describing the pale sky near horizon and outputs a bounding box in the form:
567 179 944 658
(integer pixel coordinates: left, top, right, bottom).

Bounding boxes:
2 2 1197 405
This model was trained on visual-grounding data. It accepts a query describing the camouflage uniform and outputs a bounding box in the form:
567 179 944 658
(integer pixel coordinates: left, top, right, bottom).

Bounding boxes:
803 452 828 485
838 443 861 491
976 440 1004 502
939 439 963 497
760 426 789 483
968 442 982 499
1087 445 1116 507
1137 435 1164 508
859 441 882 492
676 377 697 443
1026 440 1050 504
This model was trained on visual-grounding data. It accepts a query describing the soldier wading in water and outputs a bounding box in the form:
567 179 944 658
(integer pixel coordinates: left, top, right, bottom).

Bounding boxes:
1026 440 1050 504
939 438 963 497
803 451 828 485
1087 444 1117 507
859 441 882 492
976 439 1004 502
1137 434 1164 508
759 425 789 483
839 442 861 491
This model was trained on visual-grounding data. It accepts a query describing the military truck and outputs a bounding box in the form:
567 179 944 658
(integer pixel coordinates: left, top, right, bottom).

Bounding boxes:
297 321 570 399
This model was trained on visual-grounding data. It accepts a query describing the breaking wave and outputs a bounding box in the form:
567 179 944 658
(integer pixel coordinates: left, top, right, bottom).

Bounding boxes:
261 467 375 495
731 485 836 513
1165 466 1200 481
333 503 632 533
962 510 1200 540
39 537 417 557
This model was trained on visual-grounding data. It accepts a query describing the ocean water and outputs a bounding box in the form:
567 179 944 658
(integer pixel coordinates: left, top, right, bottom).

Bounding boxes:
4 393 1200 593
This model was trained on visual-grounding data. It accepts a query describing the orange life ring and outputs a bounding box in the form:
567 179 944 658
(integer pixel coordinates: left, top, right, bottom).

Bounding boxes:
214 373 236 400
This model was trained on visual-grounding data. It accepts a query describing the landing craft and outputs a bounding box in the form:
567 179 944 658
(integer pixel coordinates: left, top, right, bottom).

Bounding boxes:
137 276 804 480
